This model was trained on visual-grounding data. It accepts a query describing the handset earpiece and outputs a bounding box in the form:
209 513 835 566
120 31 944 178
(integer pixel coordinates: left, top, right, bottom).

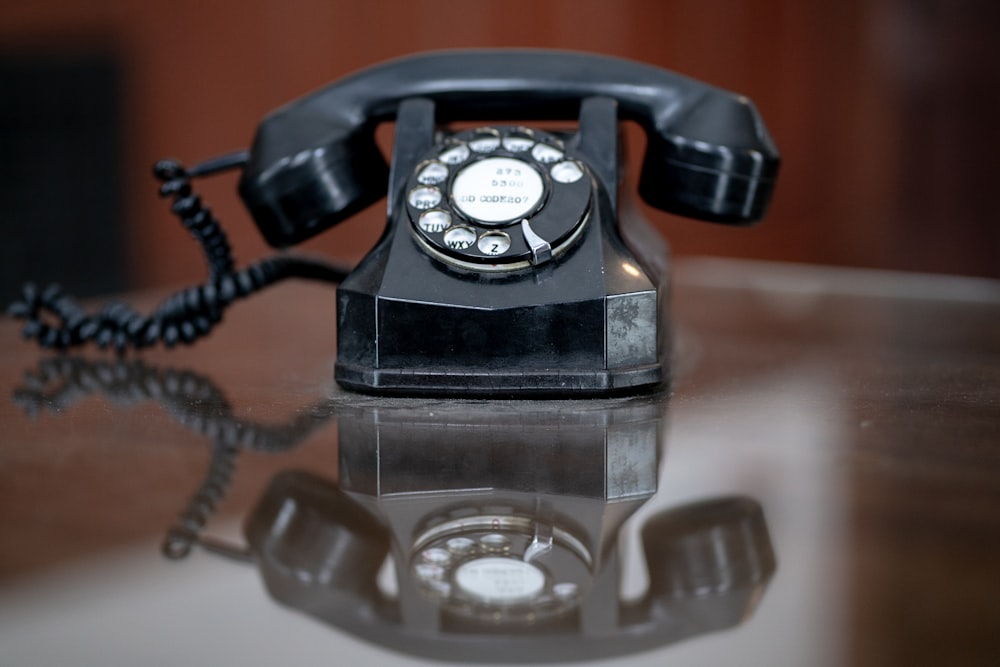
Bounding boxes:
640 496 776 629
246 471 390 599
239 121 389 248
639 92 779 224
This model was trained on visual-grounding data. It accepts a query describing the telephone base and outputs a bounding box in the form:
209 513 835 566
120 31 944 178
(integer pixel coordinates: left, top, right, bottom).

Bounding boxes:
334 363 664 398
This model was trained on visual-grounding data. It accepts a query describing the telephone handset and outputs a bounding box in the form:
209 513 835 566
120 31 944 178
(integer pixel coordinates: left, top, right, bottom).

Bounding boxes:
239 50 778 245
235 50 778 397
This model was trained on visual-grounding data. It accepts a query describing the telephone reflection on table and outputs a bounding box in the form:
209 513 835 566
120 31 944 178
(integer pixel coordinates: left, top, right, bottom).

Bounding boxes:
9 50 779 398
11 355 776 664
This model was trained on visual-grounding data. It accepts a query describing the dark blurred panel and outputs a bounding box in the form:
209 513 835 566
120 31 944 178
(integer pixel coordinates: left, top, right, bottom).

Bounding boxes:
0 50 126 303
889 0 1000 277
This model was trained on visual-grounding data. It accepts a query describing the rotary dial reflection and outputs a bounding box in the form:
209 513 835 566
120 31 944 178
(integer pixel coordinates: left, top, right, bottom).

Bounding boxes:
408 513 591 624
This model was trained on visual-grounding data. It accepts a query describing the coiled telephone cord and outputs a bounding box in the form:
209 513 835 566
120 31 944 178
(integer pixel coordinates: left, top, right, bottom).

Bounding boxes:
7 152 349 352
14 356 337 561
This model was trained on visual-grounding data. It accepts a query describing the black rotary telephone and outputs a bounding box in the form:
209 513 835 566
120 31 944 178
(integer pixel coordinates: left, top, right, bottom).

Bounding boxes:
10 50 779 397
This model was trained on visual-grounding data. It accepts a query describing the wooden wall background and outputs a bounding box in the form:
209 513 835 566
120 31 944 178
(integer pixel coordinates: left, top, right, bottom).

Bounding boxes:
3 0 997 288
2 3 999 665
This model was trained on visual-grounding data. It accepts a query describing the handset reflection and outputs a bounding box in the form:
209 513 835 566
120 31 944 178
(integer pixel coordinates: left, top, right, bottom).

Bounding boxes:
247 391 775 662
13 356 775 663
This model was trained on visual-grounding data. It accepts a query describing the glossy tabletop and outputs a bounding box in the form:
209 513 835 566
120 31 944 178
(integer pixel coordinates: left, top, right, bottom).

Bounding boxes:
1 258 999 666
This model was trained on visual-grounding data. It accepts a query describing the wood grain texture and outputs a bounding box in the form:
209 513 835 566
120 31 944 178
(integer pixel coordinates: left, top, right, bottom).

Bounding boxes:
1 0 996 285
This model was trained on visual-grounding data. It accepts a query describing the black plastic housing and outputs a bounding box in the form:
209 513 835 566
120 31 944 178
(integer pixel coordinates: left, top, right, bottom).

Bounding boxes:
334 97 668 396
